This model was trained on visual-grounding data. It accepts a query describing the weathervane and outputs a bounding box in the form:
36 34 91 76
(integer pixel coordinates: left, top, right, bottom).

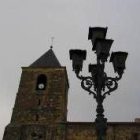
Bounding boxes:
50 37 55 49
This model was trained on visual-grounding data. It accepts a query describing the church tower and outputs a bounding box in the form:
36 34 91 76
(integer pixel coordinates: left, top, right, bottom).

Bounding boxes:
2 48 69 140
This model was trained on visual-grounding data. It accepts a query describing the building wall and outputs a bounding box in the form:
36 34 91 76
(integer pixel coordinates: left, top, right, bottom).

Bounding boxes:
11 67 69 124
66 123 140 140
3 123 66 140
3 122 140 140
67 123 95 140
3 67 69 140
2 66 140 140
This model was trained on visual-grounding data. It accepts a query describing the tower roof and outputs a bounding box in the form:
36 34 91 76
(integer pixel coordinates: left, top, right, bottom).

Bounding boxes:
30 48 61 67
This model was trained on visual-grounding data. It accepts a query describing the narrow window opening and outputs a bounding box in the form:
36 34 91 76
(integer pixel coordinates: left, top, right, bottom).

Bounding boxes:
31 132 43 139
36 74 47 90
132 133 139 140
134 133 139 140
36 114 39 121
38 99 41 106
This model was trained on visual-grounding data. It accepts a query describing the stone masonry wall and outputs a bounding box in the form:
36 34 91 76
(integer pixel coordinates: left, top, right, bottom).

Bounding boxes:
3 67 69 140
66 122 140 140
11 67 68 124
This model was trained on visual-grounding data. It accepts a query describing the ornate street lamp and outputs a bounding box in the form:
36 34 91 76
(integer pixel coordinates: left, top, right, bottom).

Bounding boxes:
69 27 128 140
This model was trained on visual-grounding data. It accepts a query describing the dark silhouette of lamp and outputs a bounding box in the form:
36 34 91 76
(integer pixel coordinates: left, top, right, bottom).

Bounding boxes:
69 27 128 140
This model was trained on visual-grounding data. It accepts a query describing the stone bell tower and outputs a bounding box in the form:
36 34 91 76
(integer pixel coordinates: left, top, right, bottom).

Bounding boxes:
2 48 69 140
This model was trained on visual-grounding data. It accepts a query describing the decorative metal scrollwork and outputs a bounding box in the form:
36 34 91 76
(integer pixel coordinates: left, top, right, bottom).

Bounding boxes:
76 73 122 100
103 77 118 98
76 74 97 98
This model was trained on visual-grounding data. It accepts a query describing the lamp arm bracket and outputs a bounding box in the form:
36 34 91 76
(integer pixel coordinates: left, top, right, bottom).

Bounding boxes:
105 74 122 81
116 74 122 81
76 73 91 80
76 73 97 98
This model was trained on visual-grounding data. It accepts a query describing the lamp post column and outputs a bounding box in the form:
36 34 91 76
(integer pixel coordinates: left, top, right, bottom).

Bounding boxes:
95 89 107 140
95 61 107 140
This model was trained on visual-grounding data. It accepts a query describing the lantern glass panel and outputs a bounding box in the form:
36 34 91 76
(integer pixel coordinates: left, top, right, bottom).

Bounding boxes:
88 27 107 45
95 39 113 55
110 52 128 67
110 52 128 75
69 49 87 73
114 56 126 68
92 30 106 43
72 54 83 71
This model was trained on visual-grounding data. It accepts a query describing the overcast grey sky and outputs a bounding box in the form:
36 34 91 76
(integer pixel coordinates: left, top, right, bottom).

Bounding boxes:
1 0 140 139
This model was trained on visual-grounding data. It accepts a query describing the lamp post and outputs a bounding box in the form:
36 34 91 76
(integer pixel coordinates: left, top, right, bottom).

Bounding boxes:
69 27 128 140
